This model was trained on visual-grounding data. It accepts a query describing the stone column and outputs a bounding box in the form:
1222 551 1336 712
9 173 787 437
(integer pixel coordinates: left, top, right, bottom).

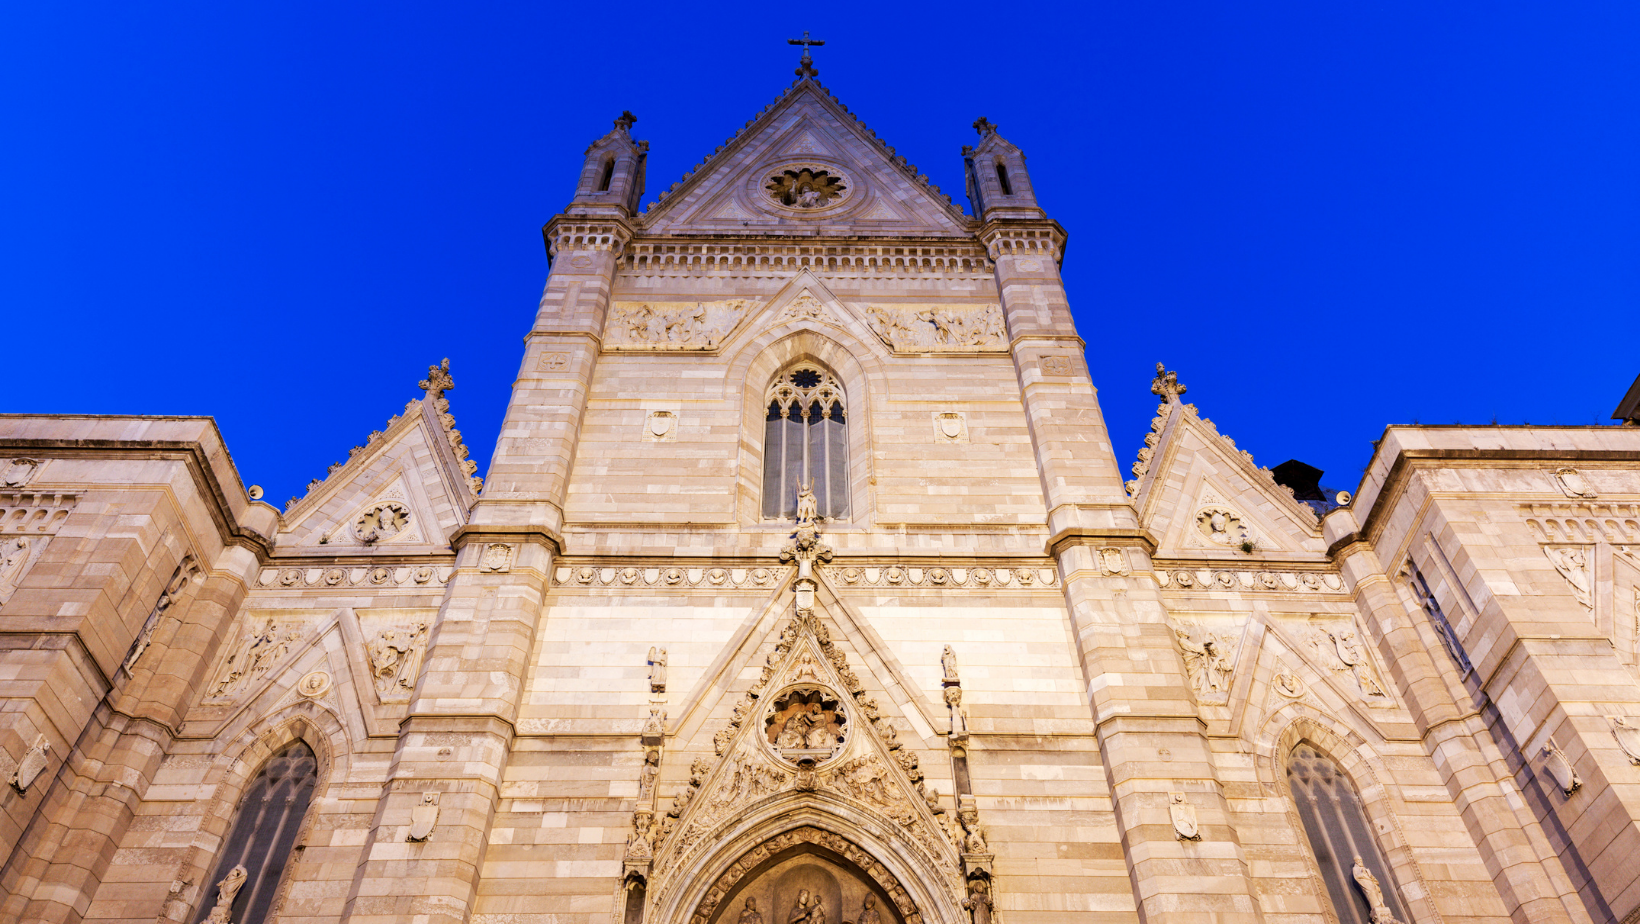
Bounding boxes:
984 223 1263 924
342 223 625 924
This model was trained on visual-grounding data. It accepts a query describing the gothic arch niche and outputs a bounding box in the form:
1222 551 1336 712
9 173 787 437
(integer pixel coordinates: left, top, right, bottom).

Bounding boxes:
729 328 882 527
1257 712 1429 924
166 708 346 924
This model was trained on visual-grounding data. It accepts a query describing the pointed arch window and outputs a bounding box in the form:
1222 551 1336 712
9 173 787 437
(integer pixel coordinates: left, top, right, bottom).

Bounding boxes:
598 157 616 192
1287 743 1409 924
995 161 1013 195
193 740 319 924
762 364 849 520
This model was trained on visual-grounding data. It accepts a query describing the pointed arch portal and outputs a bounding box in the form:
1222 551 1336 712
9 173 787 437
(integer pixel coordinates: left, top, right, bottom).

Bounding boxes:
690 826 917 924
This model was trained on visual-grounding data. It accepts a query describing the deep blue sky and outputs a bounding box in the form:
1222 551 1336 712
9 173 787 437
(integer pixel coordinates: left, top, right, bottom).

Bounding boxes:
5 4 1636 507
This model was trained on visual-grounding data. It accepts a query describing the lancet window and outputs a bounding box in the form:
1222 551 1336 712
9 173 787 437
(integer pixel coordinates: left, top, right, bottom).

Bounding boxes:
1287 743 1408 924
762 364 849 520
192 740 319 924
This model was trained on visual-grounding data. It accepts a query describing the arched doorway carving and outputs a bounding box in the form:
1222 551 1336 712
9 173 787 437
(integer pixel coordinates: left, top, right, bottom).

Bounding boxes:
691 826 918 924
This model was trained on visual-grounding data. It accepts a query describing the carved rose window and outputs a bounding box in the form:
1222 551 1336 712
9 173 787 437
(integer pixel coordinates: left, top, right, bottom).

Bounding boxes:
766 167 847 209
764 687 847 763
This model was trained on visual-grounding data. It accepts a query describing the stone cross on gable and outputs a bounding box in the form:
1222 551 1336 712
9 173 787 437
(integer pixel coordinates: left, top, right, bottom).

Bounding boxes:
788 31 824 79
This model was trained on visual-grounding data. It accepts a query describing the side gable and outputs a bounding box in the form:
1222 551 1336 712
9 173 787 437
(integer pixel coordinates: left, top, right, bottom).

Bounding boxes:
1132 399 1326 560
275 361 480 552
642 80 971 237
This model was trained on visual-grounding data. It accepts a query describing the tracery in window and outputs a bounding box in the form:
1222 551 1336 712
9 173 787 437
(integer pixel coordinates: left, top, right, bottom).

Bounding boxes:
1287 743 1408 924
761 365 849 520
193 740 319 924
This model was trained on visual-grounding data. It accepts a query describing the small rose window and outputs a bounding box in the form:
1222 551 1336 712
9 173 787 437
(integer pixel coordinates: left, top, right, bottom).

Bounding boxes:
767 167 847 209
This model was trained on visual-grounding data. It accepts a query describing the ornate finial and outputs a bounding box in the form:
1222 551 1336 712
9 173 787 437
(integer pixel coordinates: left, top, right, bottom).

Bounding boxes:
614 110 637 133
1150 362 1187 402
972 117 997 138
419 358 454 400
788 30 824 79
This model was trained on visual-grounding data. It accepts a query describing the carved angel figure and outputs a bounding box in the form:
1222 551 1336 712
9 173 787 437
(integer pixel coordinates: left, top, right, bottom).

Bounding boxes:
1174 626 1234 695
1546 547 1593 608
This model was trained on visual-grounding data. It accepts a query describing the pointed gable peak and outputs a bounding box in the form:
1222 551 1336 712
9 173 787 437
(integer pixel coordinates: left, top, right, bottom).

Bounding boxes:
642 77 970 233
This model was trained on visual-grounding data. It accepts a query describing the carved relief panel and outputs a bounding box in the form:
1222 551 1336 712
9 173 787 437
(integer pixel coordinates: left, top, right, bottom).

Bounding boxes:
604 299 756 351
864 304 1006 353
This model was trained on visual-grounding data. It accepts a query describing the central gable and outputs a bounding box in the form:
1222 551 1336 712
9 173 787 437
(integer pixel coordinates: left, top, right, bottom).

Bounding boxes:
643 81 971 236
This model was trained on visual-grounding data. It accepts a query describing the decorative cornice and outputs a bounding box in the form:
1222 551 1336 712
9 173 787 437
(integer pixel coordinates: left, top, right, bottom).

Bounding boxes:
616 236 994 279
1153 566 1346 594
977 220 1067 263
543 217 635 256
254 563 453 591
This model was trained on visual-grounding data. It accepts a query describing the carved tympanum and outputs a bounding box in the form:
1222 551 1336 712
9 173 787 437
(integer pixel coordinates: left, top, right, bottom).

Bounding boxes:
765 687 847 763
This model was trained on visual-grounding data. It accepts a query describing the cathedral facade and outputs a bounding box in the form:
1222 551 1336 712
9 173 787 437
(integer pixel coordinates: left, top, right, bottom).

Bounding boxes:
1 60 1639 924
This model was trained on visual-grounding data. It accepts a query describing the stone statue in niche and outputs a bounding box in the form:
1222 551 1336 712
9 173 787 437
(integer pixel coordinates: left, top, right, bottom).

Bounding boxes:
353 501 410 544
767 688 846 759
1545 547 1593 609
1351 857 1403 924
367 622 428 699
125 555 201 671
208 618 299 701
795 481 819 527
648 646 667 693
2 458 40 488
1174 624 1236 698
865 304 1006 353
856 895 883 924
9 734 50 794
737 898 766 924
1552 468 1597 498
964 877 994 924
638 748 660 800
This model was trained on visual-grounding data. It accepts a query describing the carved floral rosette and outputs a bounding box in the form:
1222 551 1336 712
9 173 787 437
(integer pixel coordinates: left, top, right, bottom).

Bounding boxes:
864 304 1006 353
604 299 755 351
553 564 791 590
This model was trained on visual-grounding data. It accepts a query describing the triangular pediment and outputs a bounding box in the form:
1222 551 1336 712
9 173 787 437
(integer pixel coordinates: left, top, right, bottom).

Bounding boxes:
275 393 475 551
719 270 889 358
653 602 961 896
1133 402 1325 560
643 81 971 236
